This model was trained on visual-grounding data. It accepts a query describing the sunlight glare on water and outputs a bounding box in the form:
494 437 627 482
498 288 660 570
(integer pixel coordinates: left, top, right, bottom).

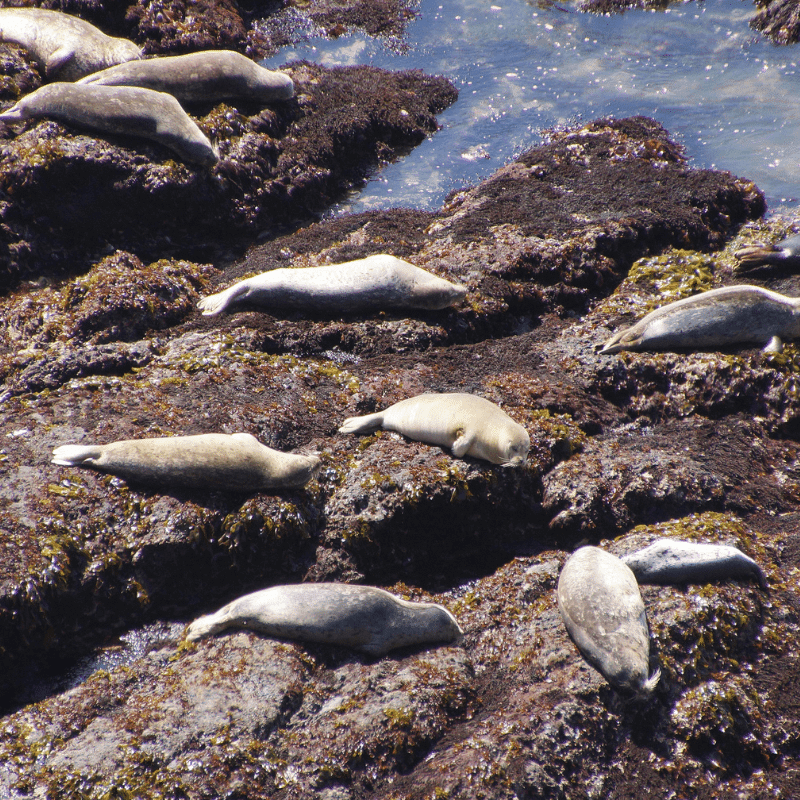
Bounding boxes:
261 0 800 216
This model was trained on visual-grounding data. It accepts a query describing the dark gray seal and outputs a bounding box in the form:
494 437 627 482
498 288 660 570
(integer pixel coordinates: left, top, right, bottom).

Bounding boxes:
77 50 294 105
600 285 800 355
0 7 141 81
197 255 467 315
52 433 320 492
557 546 660 696
622 539 767 589
338 392 530 466
735 233 800 270
0 83 217 166
186 583 463 656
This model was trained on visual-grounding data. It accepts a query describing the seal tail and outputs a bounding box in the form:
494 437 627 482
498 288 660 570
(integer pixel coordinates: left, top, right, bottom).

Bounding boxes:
52 444 104 466
338 412 385 435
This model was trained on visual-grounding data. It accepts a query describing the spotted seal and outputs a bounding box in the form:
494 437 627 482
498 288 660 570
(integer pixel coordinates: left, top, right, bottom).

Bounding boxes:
0 8 141 81
622 539 767 589
735 233 800 270
52 433 320 492
186 583 463 656
77 50 294 105
557 546 661 696
338 392 530 466
600 285 800 355
197 254 467 316
0 83 217 165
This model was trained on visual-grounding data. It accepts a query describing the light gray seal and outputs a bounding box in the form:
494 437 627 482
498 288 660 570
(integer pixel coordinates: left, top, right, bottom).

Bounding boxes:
622 539 767 589
735 233 800 270
197 254 467 316
557 546 661 696
0 8 141 81
52 433 320 492
0 83 217 166
338 392 530 466
77 50 294 105
600 285 800 355
186 583 463 656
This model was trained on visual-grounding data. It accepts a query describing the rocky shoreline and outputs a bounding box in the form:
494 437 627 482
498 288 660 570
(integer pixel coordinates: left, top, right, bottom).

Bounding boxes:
1 1 800 798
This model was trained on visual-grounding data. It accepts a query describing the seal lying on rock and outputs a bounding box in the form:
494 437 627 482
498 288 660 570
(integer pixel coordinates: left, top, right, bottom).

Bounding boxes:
197 255 467 316
0 8 141 81
338 392 530 466
186 583 463 656
735 233 800 270
557 546 661 696
600 285 800 355
52 433 320 492
0 83 217 166
77 50 294 105
622 539 767 588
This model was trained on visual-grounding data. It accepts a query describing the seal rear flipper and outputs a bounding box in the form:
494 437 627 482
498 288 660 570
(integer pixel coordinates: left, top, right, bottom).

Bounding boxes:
185 612 227 641
599 327 641 355
338 412 385 435
52 444 104 466
0 104 25 123
197 283 250 315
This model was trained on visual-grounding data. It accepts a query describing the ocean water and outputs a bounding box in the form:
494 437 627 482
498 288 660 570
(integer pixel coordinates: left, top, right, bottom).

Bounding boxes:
262 0 800 217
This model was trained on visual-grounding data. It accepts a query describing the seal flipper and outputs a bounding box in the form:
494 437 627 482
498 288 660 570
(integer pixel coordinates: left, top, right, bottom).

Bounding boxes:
599 326 642 355
186 611 230 641
45 45 76 77
763 335 783 353
451 430 475 458
0 103 25 123
198 282 252 316
338 412 385 435
52 444 104 466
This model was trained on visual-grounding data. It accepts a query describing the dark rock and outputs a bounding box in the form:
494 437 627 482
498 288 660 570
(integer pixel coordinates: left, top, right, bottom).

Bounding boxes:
750 0 800 44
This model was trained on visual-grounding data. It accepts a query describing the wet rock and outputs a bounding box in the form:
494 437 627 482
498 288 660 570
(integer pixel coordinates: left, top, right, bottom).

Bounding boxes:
751 0 800 44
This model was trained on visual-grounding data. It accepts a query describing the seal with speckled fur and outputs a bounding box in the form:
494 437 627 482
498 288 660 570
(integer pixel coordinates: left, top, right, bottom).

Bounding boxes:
197 254 467 316
338 392 530 466
0 83 217 165
52 433 319 492
77 50 294 105
0 8 141 81
622 539 767 589
600 285 800 355
735 234 800 270
557 546 660 696
186 583 463 656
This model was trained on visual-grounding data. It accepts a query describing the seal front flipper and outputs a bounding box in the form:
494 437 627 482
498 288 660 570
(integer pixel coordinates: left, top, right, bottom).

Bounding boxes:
52 444 104 466
45 45 76 77
338 411 386 435
451 429 475 458
763 335 783 353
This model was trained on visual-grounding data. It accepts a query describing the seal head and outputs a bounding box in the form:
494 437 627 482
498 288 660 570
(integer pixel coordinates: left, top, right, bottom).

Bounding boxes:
186 583 464 656
0 8 141 81
0 83 217 166
600 285 800 355
557 546 660 696
338 392 530 467
77 50 294 105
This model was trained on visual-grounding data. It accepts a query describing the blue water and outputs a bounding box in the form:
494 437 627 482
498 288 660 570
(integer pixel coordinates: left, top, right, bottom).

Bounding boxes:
262 0 800 216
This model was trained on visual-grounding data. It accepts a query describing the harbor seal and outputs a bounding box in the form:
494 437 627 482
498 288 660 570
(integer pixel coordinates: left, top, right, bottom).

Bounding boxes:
0 8 141 81
197 254 467 316
185 583 463 656
735 233 800 270
622 539 767 589
599 285 800 355
557 546 661 696
52 433 320 492
77 50 294 105
0 83 217 166
338 392 530 466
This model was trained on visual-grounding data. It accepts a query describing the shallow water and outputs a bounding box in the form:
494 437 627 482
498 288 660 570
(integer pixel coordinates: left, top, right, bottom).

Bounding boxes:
262 0 800 217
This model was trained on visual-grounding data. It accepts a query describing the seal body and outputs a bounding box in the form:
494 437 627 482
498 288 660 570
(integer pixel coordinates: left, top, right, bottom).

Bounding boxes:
0 83 217 166
77 50 294 105
622 539 767 589
600 285 800 355
0 8 141 81
735 234 800 270
557 546 660 695
197 255 467 316
186 583 463 656
52 433 320 492
338 392 530 466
